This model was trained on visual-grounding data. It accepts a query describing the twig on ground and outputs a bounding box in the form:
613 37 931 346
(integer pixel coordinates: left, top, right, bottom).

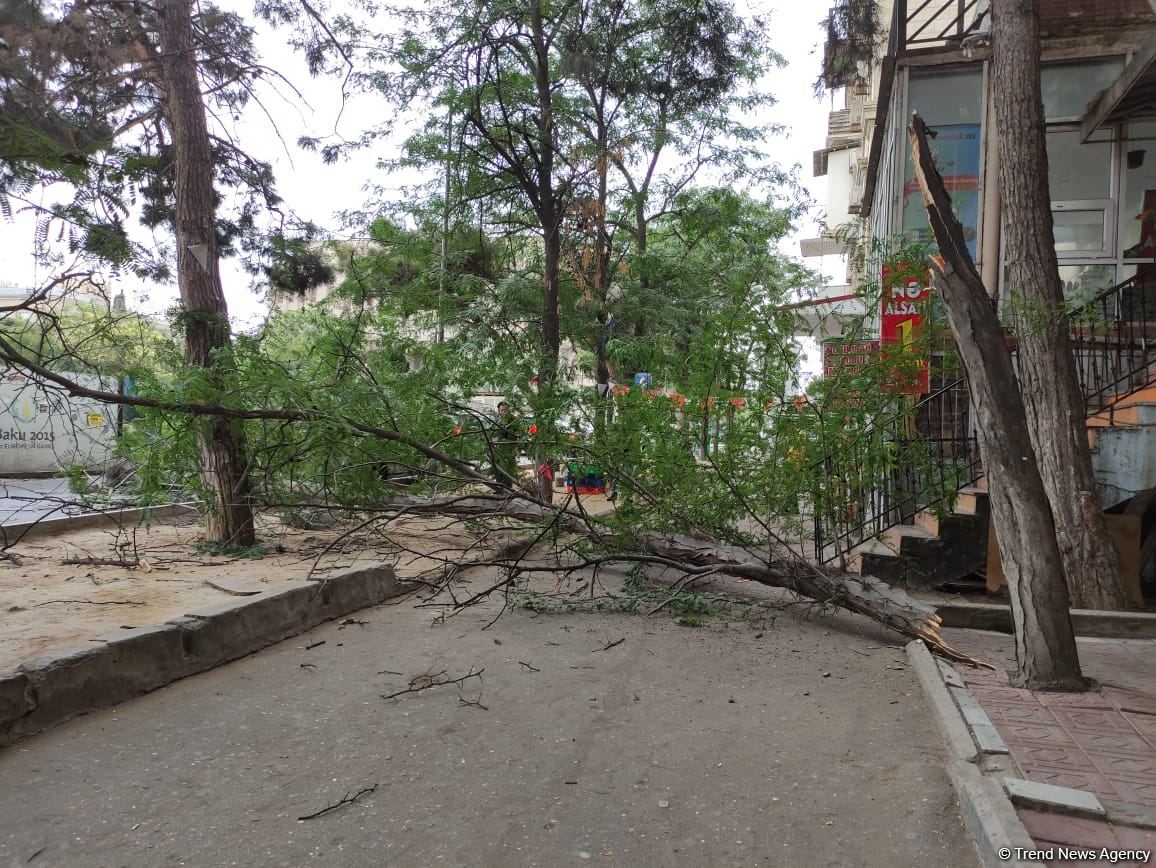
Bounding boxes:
305 640 326 650
593 637 626 653
382 667 484 701
518 660 540 672
33 598 145 607
296 784 378 821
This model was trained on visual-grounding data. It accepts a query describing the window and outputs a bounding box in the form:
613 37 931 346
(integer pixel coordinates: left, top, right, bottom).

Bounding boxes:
901 68 983 257
1048 130 1112 201
1046 127 1115 260
1041 58 1124 121
1122 122 1156 258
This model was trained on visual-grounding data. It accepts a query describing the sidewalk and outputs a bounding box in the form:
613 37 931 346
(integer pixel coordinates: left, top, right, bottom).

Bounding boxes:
944 627 1156 860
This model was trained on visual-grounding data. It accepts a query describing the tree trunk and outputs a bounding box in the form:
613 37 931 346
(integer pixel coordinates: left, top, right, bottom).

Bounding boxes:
991 0 1127 610
386 494 983 665
531 0 561 503
910 114 1085 689
158 0 256 546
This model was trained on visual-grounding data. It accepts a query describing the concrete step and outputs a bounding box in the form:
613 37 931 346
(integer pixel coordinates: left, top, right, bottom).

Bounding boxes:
882 523 935 553
954 485 989 516
916 499 988 535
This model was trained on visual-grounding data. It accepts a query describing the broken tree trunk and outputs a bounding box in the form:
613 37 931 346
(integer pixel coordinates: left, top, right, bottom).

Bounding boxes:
909 113 1085 690
388 495 985 666
991 0 1128 611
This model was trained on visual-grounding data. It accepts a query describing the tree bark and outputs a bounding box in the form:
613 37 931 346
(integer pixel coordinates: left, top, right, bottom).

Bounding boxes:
991 0 1127 610
910 114 1085 689
531 0 561 503
158 0 256 546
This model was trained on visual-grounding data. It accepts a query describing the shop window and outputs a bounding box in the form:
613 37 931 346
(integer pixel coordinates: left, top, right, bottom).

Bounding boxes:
902 68 982 257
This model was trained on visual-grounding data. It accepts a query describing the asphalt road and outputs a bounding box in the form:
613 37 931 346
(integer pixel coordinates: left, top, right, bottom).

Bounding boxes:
0 592 976 867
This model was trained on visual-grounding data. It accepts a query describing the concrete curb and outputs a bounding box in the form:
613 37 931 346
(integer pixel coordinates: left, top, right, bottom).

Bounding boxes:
936 602 1156 640
906 640 1042 867
0 564 407 746
0 503 200 544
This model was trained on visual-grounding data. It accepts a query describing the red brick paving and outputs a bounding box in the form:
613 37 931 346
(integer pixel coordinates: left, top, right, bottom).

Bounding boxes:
942 628 1156 857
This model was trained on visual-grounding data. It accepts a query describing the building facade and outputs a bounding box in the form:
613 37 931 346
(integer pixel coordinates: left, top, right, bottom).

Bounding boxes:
803 0 1156 592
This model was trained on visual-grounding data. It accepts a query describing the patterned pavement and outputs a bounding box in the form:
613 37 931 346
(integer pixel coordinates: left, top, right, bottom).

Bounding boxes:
944 628 1156 864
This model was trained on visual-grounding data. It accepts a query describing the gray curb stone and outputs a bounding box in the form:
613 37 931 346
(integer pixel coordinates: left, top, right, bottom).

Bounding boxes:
1003 777 1105 818
950 760 1045 868
907 639 978 763
907 640 1042 867
0 503 199 544
0 564 405 746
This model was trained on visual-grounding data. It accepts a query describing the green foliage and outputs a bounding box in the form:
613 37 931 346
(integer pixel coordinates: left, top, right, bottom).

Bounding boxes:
194 540 268 558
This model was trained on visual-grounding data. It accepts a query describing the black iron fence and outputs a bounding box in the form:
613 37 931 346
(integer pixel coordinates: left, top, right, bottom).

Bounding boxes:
810 270 1156 565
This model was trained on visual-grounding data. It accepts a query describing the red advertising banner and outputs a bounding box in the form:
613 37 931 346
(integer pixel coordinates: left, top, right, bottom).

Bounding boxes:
881 264 931 394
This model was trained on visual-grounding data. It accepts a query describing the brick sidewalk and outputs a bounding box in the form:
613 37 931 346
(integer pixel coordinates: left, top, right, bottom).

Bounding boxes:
944 628 1156 863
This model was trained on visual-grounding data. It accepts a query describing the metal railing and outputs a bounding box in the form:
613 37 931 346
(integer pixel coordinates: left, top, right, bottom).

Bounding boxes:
810 373 978 565
896 0 986 53
810 269 1156 565
1067 270 1156 419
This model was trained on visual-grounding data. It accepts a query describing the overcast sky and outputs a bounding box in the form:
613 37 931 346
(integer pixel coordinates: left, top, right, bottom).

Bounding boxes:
0 0 839 329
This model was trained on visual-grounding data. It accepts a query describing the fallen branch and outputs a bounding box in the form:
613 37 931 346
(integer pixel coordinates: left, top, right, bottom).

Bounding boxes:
296 784 378 821
382 667 484 701
61 557 140 568
33 598 145 607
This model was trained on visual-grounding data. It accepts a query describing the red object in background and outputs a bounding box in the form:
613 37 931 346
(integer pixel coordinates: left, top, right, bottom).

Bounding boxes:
453 425 462 435
881 264 931 394
537 462 553 480
528 424 538 435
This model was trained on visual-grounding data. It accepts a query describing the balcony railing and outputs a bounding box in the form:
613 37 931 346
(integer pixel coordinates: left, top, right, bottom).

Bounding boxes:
895 0 987 53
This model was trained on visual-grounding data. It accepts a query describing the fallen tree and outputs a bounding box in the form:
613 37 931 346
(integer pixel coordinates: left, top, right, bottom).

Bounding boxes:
353 495 982 665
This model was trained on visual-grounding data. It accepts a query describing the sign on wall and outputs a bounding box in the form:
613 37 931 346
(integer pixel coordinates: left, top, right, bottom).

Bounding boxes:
0 371 116 474
881 265 931 394
821 339 879 380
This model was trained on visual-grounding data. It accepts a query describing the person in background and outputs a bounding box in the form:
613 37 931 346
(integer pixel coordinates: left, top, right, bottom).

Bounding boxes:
491 401 520 486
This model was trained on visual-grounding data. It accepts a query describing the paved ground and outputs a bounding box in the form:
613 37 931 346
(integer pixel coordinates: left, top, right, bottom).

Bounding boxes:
945 628 1156 862
0 477 85 525
0 592 975 867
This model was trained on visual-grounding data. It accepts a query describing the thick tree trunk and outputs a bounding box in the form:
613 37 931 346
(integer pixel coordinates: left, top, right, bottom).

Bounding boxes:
910 114 1085 689
991 0 1127 610
158 0 256 546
